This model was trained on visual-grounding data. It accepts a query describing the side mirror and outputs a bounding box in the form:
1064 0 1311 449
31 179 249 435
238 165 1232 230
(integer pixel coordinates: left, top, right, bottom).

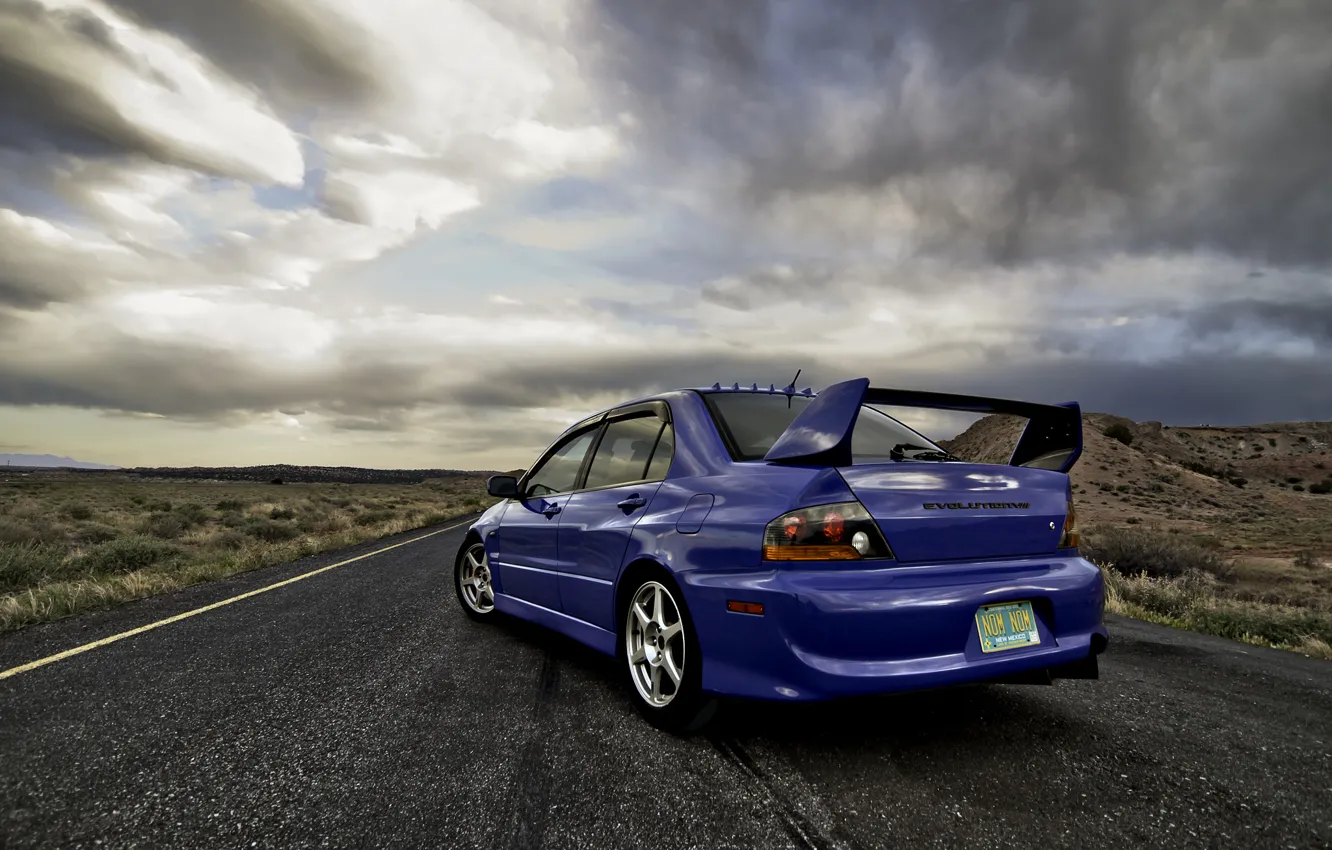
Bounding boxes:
487 475 519 498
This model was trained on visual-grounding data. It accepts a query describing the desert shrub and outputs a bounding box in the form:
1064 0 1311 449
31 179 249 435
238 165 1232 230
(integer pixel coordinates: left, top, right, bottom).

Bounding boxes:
175 503 209 525
295 512 334 533
73 523 121 545
146 500 173 513
269 507 296 520
82 536 184 574
0 543 73 594
1309 479 1332 495
301 516 349 535
220 511 245 528
216 499 246 512
1268 438 1277 447
1294 485 1306 492
420 511 456 526
242 518 300 542
1315 462 1327 470
0 518 61 546
137 512 187 540
1103 423 1134 446
208 529 249 551
62 504 93 521
1294 551 1322 570
1229 477 1247 488
354 509 397 527
1083 525 1235 582
1287 477 1303 484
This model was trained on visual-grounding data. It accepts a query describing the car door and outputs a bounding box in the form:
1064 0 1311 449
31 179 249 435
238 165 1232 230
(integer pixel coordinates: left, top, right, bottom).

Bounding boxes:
493 421 600 614
556 403 675 631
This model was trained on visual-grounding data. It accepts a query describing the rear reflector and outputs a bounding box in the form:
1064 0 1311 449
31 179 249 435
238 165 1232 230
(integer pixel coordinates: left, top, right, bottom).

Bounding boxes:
762 544 861 561
726 600 764 615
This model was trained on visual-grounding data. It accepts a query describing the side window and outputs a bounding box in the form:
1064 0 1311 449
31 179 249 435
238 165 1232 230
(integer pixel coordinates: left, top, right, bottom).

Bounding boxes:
583 415 664 490
645 423 674 480
524 428 598 497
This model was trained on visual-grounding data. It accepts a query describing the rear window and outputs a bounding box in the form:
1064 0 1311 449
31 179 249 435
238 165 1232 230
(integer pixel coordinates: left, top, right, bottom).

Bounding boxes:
700 392 944 462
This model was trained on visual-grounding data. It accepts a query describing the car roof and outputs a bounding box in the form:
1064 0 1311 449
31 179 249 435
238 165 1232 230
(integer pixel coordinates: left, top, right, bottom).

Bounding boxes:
588 382 820 418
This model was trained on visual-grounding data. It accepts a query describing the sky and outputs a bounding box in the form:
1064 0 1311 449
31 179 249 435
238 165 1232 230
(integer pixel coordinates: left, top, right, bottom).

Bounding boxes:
1 0 1330 471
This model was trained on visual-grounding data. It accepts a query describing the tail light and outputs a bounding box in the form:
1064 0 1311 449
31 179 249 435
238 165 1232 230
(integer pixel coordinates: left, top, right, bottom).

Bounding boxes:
763 502 893 561
1058 501 1080 549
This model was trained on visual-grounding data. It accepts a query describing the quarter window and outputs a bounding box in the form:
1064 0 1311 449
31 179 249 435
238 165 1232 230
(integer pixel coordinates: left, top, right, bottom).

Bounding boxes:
645 424 675 480
524 428 598 497
583 415 664 490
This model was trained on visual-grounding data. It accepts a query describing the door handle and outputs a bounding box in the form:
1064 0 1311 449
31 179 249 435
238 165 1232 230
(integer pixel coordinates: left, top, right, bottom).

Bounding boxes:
541 504 562 518
617 495 647 511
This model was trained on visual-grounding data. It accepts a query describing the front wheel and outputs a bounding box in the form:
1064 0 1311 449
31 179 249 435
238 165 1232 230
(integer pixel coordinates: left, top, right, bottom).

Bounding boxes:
621 575 715 733
455 539 497 621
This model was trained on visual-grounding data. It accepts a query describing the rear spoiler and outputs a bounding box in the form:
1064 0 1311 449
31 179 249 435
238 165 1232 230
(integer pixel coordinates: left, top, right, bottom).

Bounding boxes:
763 377 1083 473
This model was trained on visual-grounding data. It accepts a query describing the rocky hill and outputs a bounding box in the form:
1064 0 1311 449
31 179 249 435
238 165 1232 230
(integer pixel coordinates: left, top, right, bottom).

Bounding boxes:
941 413 1332 561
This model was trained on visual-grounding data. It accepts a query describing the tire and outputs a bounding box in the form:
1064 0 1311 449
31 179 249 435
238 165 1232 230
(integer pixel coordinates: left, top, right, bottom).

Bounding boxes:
454 538 498 622
619 571 717 734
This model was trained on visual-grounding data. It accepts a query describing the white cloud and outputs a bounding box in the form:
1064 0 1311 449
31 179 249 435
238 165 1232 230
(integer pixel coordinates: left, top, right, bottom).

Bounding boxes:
9 0 304 185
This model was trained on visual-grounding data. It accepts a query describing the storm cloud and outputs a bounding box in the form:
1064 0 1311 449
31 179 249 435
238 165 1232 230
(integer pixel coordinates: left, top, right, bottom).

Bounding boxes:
0 0 1329 467
588 0 1332 267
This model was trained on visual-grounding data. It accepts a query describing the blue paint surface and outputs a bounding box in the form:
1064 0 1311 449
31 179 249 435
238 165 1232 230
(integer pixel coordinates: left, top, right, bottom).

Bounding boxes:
461 378 1106 702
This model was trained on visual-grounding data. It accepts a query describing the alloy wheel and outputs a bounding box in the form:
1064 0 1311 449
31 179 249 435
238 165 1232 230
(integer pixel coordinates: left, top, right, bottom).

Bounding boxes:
458 542 495 614
625 580 686 708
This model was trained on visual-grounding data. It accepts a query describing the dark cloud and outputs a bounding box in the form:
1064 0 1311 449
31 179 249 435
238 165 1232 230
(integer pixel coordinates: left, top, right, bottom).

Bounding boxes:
456 344 1332 428
450 349 836 410
954 356 1332 428
326 413 411 433
0 333 440 420
105 0 384 113
0 262 83 309
0 228 127 309
700 264 843 310
587 0 1332 267
1182 296 1332 348
0 2 181 164
0 1 298 183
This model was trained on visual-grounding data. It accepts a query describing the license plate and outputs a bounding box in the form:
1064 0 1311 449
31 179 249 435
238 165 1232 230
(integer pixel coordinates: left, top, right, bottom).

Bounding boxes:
975 600 1040 653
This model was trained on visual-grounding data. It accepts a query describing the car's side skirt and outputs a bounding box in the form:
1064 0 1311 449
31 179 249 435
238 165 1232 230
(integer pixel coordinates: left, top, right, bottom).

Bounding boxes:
493 592 617 657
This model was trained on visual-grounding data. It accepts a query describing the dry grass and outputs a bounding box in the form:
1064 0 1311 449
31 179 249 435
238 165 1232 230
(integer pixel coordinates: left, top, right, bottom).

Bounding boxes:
1098 564 1332 660
0 474 492 633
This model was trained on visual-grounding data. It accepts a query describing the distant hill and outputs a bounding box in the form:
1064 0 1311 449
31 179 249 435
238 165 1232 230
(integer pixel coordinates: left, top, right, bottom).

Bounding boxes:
0 454 121 470
123 463 497 485
940 413 1332 545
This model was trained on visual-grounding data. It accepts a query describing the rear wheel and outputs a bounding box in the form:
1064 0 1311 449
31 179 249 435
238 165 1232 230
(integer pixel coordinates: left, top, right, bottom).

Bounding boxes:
621 573 715 733
455 539 497 621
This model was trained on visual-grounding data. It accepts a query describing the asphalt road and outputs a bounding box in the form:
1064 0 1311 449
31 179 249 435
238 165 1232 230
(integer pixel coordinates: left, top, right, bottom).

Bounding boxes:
1 521 1330 850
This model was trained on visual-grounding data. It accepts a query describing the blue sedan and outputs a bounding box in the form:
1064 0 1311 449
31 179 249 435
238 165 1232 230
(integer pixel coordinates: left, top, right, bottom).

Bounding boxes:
454 377 1108 733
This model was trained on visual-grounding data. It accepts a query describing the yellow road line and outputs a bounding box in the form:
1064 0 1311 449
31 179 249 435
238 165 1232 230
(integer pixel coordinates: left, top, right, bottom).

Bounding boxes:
0 520 472 682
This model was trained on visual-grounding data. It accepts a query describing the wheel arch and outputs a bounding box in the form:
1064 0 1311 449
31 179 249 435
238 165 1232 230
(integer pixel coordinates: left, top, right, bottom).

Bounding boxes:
614 557 683 636
456 528 484 560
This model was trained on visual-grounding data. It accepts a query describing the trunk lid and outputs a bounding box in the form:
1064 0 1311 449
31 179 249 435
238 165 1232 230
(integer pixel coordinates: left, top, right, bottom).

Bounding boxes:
837 462 1070 562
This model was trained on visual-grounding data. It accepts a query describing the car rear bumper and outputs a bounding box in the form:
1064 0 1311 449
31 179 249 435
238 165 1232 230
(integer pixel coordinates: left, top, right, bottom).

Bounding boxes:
681 553 1108 701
